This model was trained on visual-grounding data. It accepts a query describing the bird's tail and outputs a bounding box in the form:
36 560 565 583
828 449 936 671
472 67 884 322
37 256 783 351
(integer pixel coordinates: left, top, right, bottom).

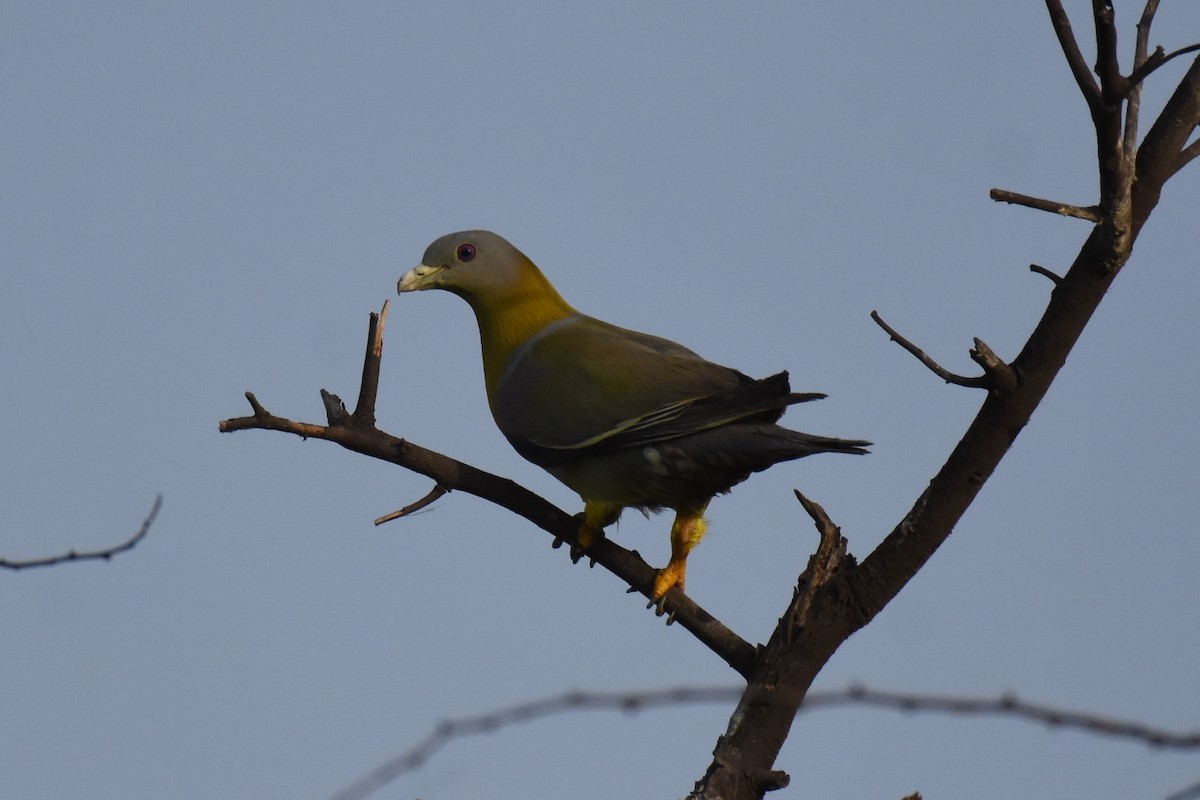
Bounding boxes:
778 429 871 457
681 423 870 475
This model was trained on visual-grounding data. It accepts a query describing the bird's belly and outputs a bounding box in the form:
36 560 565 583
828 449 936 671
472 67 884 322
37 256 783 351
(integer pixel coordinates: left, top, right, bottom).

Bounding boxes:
544 444 750 510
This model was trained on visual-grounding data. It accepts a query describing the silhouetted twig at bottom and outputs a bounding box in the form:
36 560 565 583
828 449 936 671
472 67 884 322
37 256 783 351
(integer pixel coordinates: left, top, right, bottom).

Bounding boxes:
330 684 1200 800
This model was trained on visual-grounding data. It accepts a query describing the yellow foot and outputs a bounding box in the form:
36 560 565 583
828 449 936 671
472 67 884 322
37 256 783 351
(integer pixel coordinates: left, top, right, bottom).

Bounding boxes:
651 508 707 599
569 520 604 563
652 558 687 600
572 501 620 562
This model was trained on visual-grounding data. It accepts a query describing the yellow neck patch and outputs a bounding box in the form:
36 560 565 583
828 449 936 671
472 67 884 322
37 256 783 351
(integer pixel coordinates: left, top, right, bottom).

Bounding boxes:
470 279 575 396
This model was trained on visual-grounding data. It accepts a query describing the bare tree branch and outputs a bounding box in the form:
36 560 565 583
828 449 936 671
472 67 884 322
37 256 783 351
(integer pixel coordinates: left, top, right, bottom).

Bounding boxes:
869 311 990 388
220 333 760 677
988 188 1101 221
1092 0 1125 103
0 495 163 571
1126 42 1200 91
1134 53 1200 231
329 685 1200 800
690 6 1197 796
1046 0 1103 107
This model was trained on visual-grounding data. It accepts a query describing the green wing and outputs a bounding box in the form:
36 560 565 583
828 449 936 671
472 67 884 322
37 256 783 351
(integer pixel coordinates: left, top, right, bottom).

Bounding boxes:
491 314 819 456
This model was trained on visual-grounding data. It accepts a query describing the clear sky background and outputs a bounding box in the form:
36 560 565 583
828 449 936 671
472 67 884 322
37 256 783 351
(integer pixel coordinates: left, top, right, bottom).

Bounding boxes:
3 2 1198 799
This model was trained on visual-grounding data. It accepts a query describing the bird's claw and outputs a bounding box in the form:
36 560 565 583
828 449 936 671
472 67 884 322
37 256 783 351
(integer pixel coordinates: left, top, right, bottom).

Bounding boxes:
645 593 677 624
568 516 603 563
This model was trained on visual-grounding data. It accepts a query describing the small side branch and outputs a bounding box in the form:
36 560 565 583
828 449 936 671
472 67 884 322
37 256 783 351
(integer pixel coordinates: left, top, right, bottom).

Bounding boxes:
375 484 449 525
870 311 989 388
1029 264 1064 284
989 188 1101 222
0 494 163 571
1126 43 1200 90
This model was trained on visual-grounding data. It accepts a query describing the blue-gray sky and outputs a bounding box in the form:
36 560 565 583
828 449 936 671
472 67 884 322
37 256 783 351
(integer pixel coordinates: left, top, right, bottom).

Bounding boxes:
3 2 1198 798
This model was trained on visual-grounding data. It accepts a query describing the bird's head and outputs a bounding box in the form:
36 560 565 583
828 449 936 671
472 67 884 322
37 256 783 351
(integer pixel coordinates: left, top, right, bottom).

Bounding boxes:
398 230 560 309
398 231 577 390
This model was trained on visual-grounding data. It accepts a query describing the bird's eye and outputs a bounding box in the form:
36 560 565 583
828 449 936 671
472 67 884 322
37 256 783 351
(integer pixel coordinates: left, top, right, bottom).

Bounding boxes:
456 243 477 262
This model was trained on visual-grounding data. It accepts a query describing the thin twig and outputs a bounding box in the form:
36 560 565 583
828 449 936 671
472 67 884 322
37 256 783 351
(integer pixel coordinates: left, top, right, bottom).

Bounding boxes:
0 495 163 571
1127 42 1200 90
1123 1 1157 158
989 188 1102 222
353 301 389 426
328 684 1200 800
870 311 989 388
374 484 449 525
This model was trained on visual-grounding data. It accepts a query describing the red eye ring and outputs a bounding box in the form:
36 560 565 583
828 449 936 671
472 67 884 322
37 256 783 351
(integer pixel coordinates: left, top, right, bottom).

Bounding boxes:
456 243 477 262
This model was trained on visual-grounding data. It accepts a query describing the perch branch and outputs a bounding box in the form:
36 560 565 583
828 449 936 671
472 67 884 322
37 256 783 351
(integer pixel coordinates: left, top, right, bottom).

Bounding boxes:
989 188 1101 222
221 318 758 678
0 495 163 571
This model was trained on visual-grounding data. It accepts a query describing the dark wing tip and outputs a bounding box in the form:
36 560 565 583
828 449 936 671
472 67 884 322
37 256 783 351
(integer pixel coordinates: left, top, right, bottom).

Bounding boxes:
786 392 827 405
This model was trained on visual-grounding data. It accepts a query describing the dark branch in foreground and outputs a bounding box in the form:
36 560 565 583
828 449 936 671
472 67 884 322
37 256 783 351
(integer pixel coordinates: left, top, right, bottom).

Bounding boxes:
687 6 1200 797
329 684 1200 800
0 494 163 571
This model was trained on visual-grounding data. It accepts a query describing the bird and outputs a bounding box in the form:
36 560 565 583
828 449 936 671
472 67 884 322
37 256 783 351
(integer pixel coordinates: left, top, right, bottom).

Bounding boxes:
397 230 869 600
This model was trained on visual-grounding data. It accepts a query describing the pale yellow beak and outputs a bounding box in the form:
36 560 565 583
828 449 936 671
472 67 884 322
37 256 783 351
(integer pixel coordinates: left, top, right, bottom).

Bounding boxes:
397 264 444 293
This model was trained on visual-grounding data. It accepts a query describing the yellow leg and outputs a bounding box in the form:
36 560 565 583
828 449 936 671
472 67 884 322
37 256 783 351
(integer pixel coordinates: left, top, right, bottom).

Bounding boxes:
652 504 710 599
578 500 622 550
